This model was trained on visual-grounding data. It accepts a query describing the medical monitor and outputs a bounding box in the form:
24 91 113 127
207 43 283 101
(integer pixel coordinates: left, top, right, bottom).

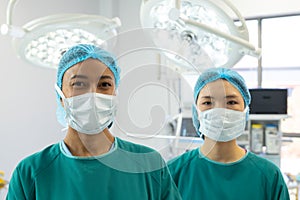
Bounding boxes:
249 88 288 114
180 117 199 137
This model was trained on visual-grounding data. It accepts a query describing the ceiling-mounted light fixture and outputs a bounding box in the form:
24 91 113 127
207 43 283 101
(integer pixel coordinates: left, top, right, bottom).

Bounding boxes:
1 0 121 68
140 0 261 73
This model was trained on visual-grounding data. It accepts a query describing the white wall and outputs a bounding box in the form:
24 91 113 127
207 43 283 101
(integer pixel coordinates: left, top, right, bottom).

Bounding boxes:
231 0 300 18
0 0 100 196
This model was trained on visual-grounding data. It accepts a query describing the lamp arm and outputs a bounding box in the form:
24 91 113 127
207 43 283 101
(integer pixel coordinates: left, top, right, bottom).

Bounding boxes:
222 0 247 31
1 0 25 37
175 0 181 10
6 0 19 25
182 17 261 58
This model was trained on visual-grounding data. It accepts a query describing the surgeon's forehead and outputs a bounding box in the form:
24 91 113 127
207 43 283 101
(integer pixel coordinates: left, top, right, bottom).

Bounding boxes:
199 79 241 97
64 59 113 80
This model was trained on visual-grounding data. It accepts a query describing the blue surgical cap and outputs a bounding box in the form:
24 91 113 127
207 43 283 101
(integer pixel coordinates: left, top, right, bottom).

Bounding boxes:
192 67 251 136
56 44 120 89
55 44 121 127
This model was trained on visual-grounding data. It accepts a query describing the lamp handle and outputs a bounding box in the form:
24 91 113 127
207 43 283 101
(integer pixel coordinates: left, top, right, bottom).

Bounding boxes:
182 18 261 58
174 0 247 31
172 0 261 58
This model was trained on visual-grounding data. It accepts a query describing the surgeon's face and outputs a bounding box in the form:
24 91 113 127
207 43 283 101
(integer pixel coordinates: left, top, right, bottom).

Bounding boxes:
62 58 116 98
196 79 244 112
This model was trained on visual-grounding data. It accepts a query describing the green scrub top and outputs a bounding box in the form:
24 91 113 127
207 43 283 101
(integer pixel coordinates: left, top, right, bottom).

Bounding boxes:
167 148 290 200
7 137 182 200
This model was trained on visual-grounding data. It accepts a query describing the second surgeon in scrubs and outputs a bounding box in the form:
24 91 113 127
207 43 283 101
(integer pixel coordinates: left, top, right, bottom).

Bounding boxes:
7 44 182 200
168 68 289 200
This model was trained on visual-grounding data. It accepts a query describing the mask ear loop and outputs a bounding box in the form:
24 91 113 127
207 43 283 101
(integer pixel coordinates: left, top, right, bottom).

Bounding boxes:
61 127 68 133
55 84 66 99
244 106 250 121
55 84 68 132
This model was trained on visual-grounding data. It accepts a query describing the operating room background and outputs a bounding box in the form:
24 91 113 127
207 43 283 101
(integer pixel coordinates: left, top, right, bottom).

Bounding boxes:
1 0 300 197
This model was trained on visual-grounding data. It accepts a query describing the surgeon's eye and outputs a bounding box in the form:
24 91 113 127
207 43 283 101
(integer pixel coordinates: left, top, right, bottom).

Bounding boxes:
201 101 212 106
101 82 112 87
71 81 88 89
98 81 113 90
227 100 238 105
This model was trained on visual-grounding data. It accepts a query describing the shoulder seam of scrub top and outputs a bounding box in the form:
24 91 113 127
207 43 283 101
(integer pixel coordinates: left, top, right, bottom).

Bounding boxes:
168 148 199 170
246 152 280 186
17 143 61 198
59 138 118 160
197 148 249 166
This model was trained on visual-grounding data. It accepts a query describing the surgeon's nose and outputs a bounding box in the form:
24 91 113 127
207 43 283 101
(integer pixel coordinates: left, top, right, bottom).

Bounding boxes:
88 84 97 93
213 101 226 109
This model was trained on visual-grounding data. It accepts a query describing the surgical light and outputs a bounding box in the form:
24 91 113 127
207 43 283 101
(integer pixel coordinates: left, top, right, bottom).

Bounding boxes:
1 0 121 68
140 0 261 72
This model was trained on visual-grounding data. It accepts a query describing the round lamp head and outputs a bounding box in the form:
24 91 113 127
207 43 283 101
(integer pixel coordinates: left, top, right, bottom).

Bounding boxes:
12 14 121 68
140 0 251 72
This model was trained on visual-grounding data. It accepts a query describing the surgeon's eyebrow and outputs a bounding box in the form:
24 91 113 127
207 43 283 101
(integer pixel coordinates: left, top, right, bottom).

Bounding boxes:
99 75 113 80
225 94 239 99
200 96 213 99
70 75 88 79
70 74 114 81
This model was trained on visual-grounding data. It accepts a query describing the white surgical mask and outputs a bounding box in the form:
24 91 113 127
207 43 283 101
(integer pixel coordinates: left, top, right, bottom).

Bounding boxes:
55 85 117 134
198 107 248 142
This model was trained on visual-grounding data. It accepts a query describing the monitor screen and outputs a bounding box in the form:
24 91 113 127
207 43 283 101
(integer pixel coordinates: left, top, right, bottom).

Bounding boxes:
249 88 287 114
180 117 199 137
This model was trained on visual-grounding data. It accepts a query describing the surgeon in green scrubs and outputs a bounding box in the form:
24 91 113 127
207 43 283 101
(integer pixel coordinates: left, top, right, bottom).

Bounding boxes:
168 68 289 200
7 44 182 200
